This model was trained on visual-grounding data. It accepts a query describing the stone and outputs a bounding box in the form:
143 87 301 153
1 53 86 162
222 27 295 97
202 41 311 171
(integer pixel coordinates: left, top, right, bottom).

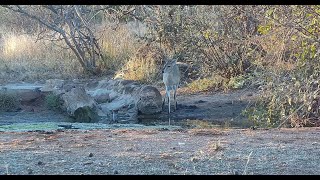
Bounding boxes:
136 86 162 115
41 79 65 93
61 87 98 122
1 83 43 104
88 89 110 104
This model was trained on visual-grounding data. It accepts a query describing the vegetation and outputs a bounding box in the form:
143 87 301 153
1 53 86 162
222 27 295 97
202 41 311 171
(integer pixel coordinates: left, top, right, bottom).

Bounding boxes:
1 5 320 127
0 92 19 112
243 6 320 128
45 92 62 111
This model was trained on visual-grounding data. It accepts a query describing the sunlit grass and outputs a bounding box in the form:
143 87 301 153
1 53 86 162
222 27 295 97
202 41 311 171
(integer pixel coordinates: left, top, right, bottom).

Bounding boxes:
0 22 143 83
97 23 141 72
115 56 159 83
0 33 81 83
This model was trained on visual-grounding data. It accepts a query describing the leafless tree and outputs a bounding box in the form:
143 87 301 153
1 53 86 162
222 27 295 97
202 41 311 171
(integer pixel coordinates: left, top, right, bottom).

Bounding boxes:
2 5 108 74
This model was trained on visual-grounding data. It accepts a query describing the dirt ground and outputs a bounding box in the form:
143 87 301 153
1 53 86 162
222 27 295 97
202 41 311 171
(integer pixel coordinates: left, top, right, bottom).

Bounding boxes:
0 127 319 175
0 89 319 175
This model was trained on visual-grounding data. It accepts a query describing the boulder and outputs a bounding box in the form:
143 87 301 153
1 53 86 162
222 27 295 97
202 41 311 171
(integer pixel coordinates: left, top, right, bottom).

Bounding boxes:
38 78 163 123
95 79 162 123
61 87 98 123
98 94 137 123
136 86 162 115
88 89 110 104
1 83 43 104
41 79 66 95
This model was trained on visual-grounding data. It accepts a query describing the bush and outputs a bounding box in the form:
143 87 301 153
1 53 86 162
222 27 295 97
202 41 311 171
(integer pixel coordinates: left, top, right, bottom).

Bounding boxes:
186 73 255 93
45 93 62 111
0 92 19 112
243 62 320 128
242 6 320 128
227 74 255 90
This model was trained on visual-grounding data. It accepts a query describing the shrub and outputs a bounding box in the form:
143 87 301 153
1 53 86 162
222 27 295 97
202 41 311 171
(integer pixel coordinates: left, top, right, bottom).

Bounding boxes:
45 93 62 111
0 92 19 112
243 63 320 128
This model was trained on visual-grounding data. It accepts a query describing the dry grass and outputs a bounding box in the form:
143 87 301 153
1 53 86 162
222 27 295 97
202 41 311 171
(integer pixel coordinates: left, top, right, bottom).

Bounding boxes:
0 127 319 174
98 23 141 72
185 119 221 129
0 33 81 83
114 56 159 83
185 75 229 93
209 139 223 151
0 22 142 84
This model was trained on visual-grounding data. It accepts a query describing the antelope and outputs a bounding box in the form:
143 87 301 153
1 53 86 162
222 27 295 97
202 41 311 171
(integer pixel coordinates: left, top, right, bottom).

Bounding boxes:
162 58 180 114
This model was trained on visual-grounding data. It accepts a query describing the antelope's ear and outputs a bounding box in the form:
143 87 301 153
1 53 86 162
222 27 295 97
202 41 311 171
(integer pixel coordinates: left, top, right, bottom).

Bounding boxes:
172 58 178 64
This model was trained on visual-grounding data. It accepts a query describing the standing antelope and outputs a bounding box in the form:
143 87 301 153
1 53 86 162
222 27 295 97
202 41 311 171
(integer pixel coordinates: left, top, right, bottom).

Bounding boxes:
162 58 180 114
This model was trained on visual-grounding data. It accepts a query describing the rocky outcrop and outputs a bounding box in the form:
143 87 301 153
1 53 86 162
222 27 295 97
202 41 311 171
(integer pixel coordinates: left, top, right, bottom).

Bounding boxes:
89 89 110 104
90 79 162 123
1 78 163 123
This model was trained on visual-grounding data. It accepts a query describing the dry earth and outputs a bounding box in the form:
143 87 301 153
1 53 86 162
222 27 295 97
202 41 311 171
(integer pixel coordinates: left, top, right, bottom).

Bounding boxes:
0 127 319 175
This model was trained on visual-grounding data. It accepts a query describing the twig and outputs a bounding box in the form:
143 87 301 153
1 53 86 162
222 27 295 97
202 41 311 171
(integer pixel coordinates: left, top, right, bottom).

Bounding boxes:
243 151 253 175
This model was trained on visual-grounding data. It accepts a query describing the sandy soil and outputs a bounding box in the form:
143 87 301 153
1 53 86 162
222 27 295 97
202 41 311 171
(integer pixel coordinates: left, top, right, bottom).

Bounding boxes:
0 127 319 175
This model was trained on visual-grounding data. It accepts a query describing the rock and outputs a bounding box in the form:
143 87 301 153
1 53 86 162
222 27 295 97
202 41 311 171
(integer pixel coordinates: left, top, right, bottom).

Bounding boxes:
95 79 162 122
1 83 43 104
87 89 110 104
195 100 206 104
99 94 137 123
136 86 162 115
58 125 74 129
27 168 33 174
39 78 163 123
41 79 83 96
86 80 99 89
82 161 93 165
61 87 98 122
88 153 94 157
41 79 65 94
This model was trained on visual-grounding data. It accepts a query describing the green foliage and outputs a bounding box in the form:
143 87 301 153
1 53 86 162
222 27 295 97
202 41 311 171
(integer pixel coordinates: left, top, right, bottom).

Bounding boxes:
45 93 62 111
73 106 98 123
227 74 254 89
295 42 318 67
242 5 320 128
257 23 272 35
0 92 19 112
243 60 320 128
